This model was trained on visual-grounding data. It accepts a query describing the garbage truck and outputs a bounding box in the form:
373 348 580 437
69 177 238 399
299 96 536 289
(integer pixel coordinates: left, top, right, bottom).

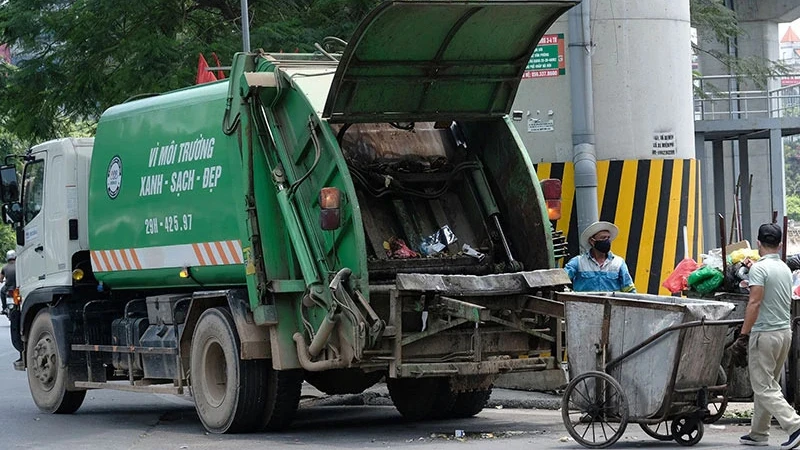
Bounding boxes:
0 0 576 433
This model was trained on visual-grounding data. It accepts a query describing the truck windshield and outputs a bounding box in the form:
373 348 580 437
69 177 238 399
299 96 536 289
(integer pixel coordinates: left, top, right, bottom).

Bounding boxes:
22 160 43 225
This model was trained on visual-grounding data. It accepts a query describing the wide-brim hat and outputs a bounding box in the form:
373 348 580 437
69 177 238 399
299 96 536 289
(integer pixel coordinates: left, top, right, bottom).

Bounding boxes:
580 221 619 250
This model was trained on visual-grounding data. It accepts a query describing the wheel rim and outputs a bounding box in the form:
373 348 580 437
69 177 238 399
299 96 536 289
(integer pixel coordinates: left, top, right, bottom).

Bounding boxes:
704 397 727 424
704 365 728 424
640 421 673 441
202 340 228 408
562 372 628 448
31 332 57 392
671 416 703 445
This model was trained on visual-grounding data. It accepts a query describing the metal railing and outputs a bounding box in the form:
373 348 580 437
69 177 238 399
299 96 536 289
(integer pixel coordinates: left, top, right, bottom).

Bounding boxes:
693 74 800 121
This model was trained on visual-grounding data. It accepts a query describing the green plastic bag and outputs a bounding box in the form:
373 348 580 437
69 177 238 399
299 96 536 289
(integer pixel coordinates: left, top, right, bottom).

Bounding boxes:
687 266 724 295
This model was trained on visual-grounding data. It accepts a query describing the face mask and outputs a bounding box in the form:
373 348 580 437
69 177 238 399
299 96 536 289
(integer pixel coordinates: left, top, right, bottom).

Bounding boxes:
593 239 611 254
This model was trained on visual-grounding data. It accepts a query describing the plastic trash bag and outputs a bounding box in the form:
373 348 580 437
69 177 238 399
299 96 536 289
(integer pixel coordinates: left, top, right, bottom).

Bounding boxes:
662 258 698 294
700 248 723 271
420 225 457 256
729 248 759 264
384 237 419 259
687 266 724 295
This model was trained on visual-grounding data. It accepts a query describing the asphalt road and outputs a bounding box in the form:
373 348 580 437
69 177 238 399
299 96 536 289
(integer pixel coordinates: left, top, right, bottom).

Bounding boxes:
0 316 781 450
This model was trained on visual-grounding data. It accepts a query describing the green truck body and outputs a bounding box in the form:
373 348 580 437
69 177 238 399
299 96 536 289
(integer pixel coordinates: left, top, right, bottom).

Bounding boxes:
1 0 576 433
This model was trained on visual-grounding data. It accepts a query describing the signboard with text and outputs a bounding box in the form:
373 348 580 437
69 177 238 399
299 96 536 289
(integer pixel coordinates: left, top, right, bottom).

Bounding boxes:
783 77 800 87
523 34 566 79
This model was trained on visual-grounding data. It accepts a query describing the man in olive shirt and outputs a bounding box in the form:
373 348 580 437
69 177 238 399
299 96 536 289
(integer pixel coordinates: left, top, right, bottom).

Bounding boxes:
737 224 800 448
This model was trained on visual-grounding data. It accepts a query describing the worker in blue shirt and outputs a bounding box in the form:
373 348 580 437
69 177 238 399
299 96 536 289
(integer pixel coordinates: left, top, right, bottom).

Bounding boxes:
564 221 636 292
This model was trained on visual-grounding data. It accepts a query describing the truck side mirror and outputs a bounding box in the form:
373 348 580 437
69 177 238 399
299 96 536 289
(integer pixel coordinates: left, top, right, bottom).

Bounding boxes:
0 165 19 204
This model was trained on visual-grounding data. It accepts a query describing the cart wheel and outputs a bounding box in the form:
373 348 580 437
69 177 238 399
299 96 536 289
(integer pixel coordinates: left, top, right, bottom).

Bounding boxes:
704 365 728 424
671 415 704 446
561 371 628 449
639 421 673 441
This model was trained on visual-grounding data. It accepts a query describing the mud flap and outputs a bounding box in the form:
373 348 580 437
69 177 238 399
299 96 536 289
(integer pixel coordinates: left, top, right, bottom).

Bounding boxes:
9 307 22 352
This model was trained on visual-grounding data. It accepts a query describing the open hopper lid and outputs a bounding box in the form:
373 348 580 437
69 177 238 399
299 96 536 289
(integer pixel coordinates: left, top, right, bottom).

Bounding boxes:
322 0 578 123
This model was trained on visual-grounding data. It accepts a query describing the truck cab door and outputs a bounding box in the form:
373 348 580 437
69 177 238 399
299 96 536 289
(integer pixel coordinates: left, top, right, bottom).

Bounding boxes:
18 155 46 292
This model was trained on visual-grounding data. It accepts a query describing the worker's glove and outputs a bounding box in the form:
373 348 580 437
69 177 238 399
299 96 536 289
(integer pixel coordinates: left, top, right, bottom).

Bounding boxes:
728 334 749 367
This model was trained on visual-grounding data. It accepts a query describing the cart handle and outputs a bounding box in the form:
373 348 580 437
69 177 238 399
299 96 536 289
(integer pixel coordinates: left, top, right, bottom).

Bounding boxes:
605 318 743 372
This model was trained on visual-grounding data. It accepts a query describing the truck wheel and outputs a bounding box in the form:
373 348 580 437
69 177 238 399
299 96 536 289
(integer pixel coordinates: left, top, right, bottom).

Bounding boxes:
27 309 86 414
191 307 273 433
260 367 302 431
450 388 493 418
388 377 452 421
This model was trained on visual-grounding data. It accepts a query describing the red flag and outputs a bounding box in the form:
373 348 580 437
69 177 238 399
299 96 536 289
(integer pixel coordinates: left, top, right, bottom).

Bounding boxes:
196 53 217 84
211 52 225 80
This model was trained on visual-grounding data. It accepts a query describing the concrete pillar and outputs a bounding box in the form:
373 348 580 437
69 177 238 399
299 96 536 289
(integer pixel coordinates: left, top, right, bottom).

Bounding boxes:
713 140 726 217
697 133 715 245
695 9 785 244
591 0 694 160
771 127 787 220
738 137 752 240
739 20 781 113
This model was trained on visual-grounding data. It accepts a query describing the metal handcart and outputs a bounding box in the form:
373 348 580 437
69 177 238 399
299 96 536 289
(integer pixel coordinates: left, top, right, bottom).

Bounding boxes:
559 292 740 448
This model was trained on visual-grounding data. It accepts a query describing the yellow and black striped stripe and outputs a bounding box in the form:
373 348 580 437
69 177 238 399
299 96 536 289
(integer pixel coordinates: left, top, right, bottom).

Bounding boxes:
535 159 703 295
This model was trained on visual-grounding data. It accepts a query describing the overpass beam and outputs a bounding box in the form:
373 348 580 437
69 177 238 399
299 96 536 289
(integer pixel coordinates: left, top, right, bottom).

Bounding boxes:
734 0 800 23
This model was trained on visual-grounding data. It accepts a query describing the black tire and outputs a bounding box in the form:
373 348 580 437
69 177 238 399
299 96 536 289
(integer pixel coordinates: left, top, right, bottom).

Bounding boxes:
27 309 86 414
639 421 673 441
561 371 628 449
191 307 301 433
704 365 728 424
671 415 704 446
260 367 302 431
431 380 458 420
450 388 492 418
388 377 450 421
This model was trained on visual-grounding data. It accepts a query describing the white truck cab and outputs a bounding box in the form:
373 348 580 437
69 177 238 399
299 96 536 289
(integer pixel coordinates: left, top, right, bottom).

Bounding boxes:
12 138 93 299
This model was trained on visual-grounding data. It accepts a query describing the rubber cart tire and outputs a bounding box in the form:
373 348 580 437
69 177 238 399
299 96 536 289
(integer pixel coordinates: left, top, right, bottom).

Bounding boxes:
27 309 86 414
671 415 704 446
639 421 673 441
561 371 628 449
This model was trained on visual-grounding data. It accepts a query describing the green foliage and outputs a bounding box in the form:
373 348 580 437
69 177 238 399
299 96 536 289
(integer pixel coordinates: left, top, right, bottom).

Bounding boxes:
0 0 382 255
0 224 14 263
787 137 800 216
788 195 800 222
690 0 739 43
690 0 788 92
0 0 379 142
0 126 23 257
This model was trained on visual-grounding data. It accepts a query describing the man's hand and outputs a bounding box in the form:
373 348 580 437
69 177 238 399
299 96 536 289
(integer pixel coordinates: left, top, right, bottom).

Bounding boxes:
728 334 749 367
